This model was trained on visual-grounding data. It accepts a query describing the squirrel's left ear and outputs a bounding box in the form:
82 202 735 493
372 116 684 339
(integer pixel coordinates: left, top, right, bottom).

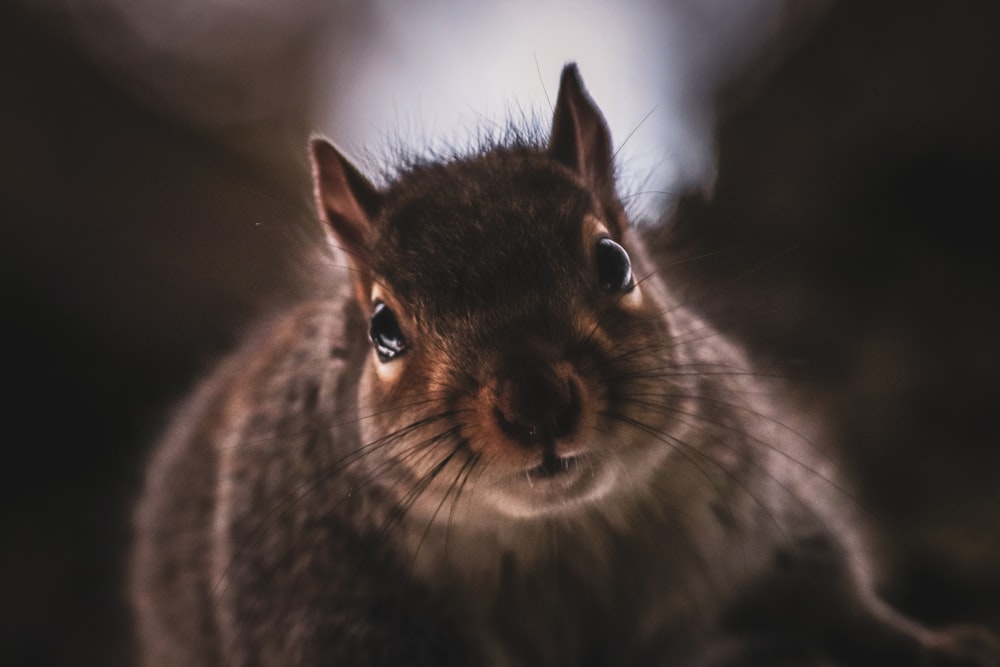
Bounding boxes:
310 136 382 303
310 136 382 263
548 63 617 206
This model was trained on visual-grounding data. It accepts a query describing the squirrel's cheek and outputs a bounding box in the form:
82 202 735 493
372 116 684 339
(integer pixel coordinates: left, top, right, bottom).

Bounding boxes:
371 350 407 385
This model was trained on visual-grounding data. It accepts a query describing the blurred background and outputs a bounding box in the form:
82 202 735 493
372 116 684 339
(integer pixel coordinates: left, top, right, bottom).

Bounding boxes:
2 1 998 665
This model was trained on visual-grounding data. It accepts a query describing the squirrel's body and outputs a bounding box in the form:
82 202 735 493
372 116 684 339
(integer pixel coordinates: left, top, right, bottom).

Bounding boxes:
130 65 1000 666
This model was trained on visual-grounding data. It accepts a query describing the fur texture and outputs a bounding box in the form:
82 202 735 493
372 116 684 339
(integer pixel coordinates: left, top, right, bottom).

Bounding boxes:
130 64 1000 666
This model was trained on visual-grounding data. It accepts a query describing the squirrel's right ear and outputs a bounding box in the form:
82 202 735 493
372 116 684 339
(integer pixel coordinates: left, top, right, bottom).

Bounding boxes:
310 137 382 267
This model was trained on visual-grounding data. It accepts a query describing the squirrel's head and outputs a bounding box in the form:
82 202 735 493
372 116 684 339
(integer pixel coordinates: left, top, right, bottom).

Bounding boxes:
309 65 688 523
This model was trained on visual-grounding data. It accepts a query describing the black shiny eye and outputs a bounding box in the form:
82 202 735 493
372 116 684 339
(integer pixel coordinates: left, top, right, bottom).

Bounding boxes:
595 238 634 293
369 301 407 362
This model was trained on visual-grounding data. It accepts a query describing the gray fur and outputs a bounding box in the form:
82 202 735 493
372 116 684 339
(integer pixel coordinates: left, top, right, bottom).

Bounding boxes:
130 65 1000 667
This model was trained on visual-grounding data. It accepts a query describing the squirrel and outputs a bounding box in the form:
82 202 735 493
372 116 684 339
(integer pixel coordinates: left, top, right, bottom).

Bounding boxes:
129 63 1000 666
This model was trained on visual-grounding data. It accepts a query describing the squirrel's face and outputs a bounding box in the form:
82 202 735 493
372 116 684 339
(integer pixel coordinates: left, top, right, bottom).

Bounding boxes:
351 158 687 522
311 64 694 524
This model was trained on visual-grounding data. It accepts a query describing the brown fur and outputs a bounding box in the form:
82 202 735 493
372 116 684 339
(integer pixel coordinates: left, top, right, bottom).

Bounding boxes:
130 64 1000 666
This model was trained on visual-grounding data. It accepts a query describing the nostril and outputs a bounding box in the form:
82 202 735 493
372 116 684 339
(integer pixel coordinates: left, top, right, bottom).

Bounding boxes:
493 405 542 442
492 372 581 444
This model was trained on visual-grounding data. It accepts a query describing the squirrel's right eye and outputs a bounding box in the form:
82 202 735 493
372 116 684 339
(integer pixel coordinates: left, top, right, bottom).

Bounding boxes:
369 301 407 362
595 237 634 294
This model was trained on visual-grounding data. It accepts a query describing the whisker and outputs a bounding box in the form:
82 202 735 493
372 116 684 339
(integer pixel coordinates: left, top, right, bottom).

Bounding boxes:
621 390 845 481
213 410 460 602
617 397 852 546
375 427 465 542
604 411 755 557
223 392 453 451
410 440 477 572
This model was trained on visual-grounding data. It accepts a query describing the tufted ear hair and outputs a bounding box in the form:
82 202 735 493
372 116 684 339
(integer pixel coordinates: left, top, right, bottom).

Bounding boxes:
548 63 617 203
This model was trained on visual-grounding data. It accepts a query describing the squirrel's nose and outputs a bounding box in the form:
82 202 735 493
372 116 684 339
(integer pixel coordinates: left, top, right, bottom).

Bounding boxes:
492 366 581 445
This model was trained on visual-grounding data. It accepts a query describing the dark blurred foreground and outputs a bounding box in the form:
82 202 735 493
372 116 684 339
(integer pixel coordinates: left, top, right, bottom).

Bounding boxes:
2 1 999 665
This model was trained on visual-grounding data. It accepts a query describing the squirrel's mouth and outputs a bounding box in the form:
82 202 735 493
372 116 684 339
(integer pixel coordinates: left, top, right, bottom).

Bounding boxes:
526 453 581 481
521 453 594 498
477 448 619 519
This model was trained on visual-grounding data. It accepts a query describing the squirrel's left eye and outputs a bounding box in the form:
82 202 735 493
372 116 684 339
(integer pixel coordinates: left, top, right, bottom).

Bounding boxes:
595 238 634 293
369 301 407 362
